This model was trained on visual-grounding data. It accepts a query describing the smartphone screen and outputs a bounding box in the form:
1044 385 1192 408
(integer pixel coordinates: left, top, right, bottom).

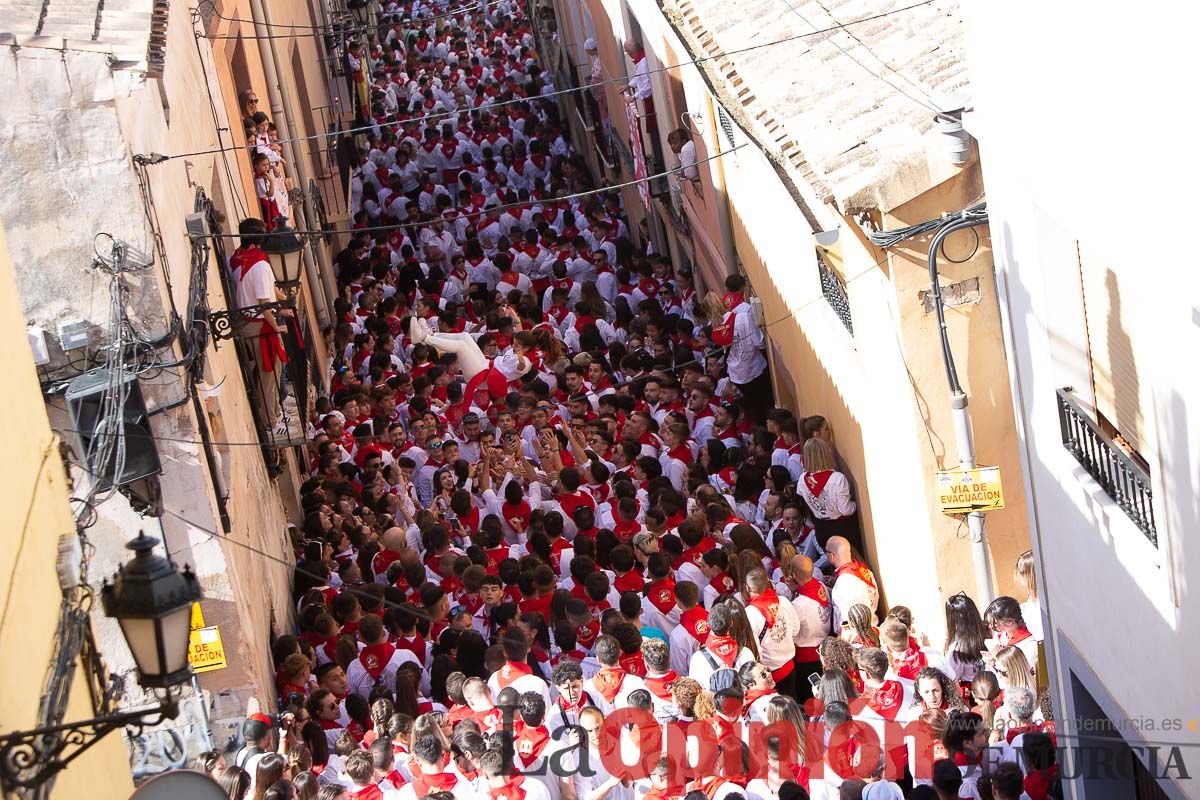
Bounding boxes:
808 673 821 689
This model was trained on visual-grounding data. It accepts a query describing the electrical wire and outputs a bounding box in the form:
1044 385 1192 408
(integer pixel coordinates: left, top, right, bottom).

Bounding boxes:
865 201 987 249
47 247 897 452
200 0 514 37
150 0 937 163
200 141 749 238
777 0 944 115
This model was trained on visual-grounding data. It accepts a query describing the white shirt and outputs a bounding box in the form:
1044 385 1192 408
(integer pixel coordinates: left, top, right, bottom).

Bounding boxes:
234 254 275 312
745 597 799 672
726 301 767 384
830 567 879 629
791 583 833 655
796 470 857 519
688 644 754 691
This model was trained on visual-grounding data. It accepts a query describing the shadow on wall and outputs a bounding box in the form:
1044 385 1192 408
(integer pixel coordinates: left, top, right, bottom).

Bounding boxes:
998 220 1193 775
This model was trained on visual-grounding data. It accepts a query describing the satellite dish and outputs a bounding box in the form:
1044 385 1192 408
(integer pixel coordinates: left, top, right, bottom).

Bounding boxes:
130 770 228 800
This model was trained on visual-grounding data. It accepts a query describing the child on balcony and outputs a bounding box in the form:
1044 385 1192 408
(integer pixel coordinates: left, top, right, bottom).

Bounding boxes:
253 152 280 230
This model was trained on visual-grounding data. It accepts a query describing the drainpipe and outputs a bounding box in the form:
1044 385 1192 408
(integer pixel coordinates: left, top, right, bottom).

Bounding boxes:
703 97 738 276
927 215 994 604
248 0 336 326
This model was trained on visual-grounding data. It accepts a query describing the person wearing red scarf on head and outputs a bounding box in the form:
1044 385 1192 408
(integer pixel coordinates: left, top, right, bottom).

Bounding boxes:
394 736 463 800
230 218 292 376
743 568 800 699
478 750 552 800
688 603 752 689
584 634 645 714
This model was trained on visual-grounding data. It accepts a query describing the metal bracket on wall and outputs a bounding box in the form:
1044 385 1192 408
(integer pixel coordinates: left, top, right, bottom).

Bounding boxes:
207 301 295 344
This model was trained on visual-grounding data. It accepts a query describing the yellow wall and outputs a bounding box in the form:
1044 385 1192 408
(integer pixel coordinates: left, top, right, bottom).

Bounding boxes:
720 142 1030 645
0 227 136 798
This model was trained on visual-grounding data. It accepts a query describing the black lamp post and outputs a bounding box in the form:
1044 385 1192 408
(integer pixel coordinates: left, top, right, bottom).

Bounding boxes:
261 223 306 290
101 533 203 689
0 532 202 793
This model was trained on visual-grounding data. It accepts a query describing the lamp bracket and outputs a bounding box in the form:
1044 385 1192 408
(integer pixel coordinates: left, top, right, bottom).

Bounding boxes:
0 701 178 792
208 301 295 343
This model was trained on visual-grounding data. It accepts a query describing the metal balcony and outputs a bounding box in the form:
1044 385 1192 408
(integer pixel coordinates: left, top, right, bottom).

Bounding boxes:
1056 387 1156 545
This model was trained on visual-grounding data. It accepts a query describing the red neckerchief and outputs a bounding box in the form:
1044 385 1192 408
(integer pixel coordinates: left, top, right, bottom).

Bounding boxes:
590 666 626 703
394 633 424 665
666 444 693 464
643 785 684 800
1003 626 1034 646
680 607 710 644
710 571 736 596
743 687 775 715
748 587 781 628
576 619 600 650
411 771 459 796
646 578 676 614
834 561 876 590
515 724 551 767
619 652 647 677
1025 765 1059 800
613 519 641 542
795 578 831 607
457 591 485 616
489 776 527 800
382 769 406 789
893 646 928 681
359 643 396 679
495 660 534 688
230 245 268 279
351 784 383 800
687 776 736 800
803 469 834 497
704 634 739 667
953 750 982 767
553 648 589 666
613 569 645 593
866 680 905 721
644 670 678 701
319 718 344 732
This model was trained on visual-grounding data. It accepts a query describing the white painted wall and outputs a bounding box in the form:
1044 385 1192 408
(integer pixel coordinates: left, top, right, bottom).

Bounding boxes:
965 3 1200 797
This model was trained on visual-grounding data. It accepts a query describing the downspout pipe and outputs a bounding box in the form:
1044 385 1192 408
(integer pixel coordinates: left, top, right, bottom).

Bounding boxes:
247 0 336 325
928 215 994 604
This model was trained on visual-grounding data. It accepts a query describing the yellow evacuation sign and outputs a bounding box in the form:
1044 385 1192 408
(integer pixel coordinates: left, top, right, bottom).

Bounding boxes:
189 603 227 673
936 466 1005 514
189 625 227 673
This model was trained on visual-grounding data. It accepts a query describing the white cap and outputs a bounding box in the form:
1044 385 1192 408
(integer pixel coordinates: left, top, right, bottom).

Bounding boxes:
584 37 597 51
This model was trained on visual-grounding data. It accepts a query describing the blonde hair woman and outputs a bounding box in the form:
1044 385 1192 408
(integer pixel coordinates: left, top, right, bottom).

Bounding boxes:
993 645 1036 692
796 437 859 551
1014 550 1043 641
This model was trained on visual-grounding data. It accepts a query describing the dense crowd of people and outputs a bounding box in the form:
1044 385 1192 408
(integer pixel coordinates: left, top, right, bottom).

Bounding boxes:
214 2 1061 799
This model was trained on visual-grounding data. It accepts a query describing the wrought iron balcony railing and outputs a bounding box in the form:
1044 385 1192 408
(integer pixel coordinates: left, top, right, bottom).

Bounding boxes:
1056 387 1156 545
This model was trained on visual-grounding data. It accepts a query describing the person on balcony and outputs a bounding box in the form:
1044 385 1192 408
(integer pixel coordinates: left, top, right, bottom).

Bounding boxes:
230 218 292 376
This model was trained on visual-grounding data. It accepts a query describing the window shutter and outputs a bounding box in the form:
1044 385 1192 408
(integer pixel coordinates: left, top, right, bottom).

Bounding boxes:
1077 244 1147 453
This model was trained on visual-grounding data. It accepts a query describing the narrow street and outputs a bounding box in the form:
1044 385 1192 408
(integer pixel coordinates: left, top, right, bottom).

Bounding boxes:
0 0 1195 799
